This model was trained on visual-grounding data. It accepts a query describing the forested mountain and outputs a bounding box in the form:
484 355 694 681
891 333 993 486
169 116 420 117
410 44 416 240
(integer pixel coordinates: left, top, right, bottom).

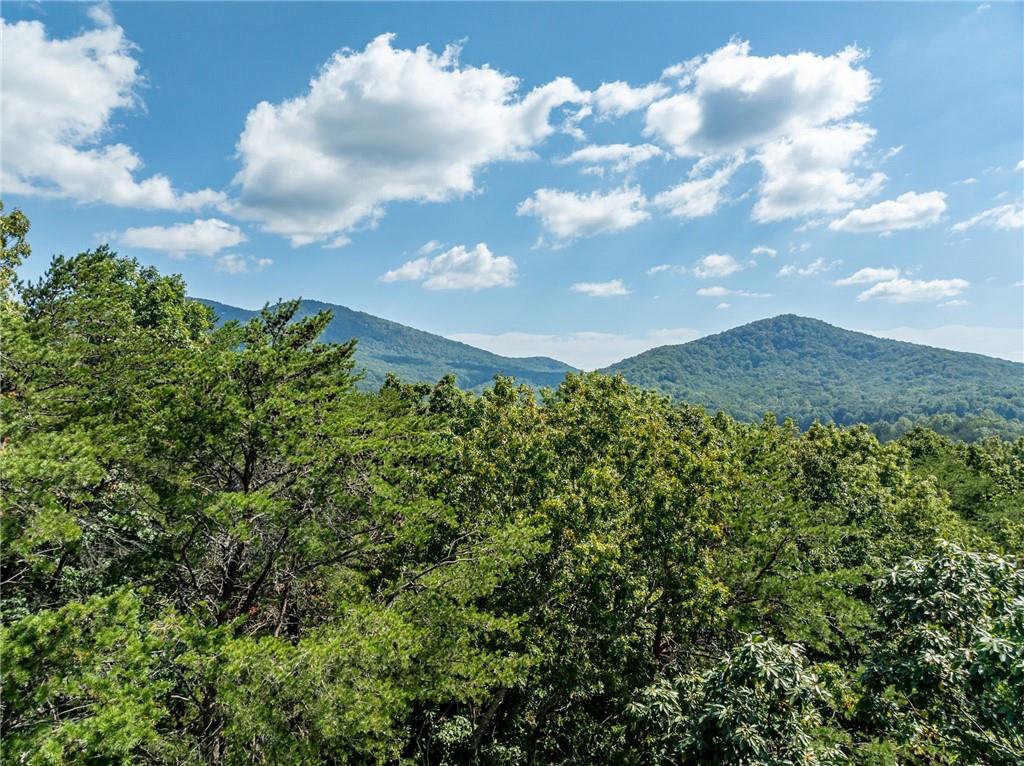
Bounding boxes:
202 300 1023 441
603 314 1024 440
199 298 575 391
2 211 1023 765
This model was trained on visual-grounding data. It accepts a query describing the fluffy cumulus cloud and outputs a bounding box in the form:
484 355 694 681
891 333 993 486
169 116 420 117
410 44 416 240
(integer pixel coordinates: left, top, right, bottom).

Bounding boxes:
557 143 664 173
448 327 701 370
653 158 740 220
753 123 886 222
693 253 743 279
229 34 586 245
1 12 223 210
216 254 272 275
593 81 670 118
777 257 837 277
950 203 1024 232
639 41 883 222
380 243 515 290
517 187 649 243
828 191 947 233
834 266 900 286
115 219 247 256
570 279 631 297
857 278 969 303
645 41 873 156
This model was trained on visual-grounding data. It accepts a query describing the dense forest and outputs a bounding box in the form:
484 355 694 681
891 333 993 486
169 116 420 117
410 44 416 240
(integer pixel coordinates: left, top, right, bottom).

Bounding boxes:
603 315 1024 442
2 205 1022 765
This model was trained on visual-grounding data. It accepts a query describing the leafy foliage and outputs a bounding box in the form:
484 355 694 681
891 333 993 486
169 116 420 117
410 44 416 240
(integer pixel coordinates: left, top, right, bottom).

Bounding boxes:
2 212 1022 765
628 635 845 766
862 542 1024 765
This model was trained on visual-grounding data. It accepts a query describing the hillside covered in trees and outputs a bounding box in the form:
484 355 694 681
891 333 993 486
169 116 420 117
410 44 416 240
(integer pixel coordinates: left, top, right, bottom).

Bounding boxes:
2 210 1023 765
199 298 575 392
603 315 1024 441
199 302 1024 444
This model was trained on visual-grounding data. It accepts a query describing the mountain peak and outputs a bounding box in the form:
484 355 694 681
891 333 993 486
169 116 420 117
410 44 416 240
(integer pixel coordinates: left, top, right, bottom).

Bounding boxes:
603 313 1022 430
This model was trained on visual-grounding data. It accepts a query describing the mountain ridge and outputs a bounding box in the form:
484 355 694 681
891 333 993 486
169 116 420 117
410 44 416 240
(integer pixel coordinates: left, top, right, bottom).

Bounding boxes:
196 297 577 391
614 314 1021 366
601 313 1023 437
198 299 1024 439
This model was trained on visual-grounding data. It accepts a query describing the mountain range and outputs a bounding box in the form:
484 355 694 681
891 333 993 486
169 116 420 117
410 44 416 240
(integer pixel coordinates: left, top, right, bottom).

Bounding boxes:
199 299 1024 439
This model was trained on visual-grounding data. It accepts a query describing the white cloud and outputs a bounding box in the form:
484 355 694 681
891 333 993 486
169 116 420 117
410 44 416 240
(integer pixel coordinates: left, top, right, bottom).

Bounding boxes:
645 41 873 157
87 2 116 27
834 266 900 286
593 81 670 118
647 264 686 276
753 123 886 222
953 177 978 185
696 286 770 298
557 143 663 173
323 235 352 250
777 258 837 277
570 279 631 297
517 187 649 243
1 13 222 210
857 278 969 304
216 254 272 275
940 299 968 308
448 327 702 370
1017 160 1024 172
716 302 731 310
640 41 883 223
653 158 740 220
751 245 777 258
867 325 1023 363
380 243 515 290
115 219 247 256
828 191 947 233
417 239 444 255
950 203 1024 232
228 34 586 245
693 253 743 279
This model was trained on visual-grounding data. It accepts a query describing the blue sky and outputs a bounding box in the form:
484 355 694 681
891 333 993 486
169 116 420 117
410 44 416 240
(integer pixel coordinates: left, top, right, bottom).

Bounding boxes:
3 1 1022 367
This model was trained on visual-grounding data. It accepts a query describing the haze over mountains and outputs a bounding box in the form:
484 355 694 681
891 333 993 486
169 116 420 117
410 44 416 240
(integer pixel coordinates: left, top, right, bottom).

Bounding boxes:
200 299 1024 439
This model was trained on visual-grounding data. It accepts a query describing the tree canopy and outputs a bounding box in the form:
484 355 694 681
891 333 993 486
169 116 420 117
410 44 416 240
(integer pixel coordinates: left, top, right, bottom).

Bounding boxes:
2 208 1022 765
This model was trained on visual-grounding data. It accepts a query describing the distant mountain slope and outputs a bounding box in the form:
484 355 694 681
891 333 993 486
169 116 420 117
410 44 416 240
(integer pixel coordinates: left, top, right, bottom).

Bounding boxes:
602 315 1024 434
197 298 576 391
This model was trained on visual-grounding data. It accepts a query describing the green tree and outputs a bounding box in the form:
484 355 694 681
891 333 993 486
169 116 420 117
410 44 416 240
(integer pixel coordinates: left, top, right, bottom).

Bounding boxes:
1 247 213 620
1 201 31 296
430 374 729 763
628 634 845 766
862 542 1024 764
